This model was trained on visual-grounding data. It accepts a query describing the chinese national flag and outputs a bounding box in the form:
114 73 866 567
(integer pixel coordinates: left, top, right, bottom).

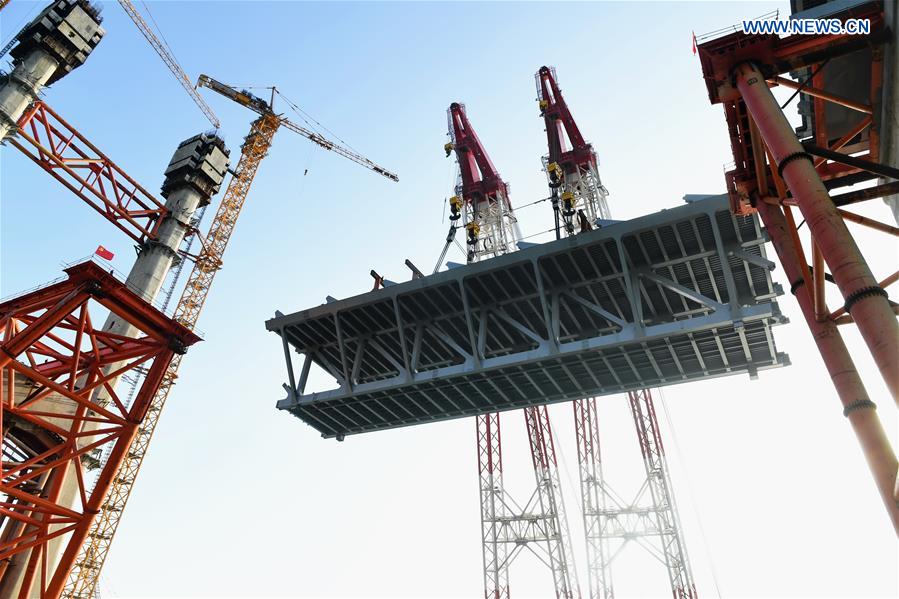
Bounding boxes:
692 31 698 55
95 245 114 260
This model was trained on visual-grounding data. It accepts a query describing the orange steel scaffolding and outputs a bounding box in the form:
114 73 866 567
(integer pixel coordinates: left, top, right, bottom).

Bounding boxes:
697 0 899 532
0 262 199 597
10 101 168 244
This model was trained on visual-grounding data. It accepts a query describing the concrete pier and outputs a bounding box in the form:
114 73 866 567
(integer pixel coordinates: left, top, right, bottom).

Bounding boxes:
0 0 104 140
0 134 229 597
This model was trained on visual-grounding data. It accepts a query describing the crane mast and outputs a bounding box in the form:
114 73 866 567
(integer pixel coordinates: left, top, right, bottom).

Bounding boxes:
65 70 398 597
118 0 221 128
197 74 399 182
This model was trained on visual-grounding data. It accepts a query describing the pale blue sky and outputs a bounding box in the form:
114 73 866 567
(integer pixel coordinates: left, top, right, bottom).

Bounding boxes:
1 1 896 597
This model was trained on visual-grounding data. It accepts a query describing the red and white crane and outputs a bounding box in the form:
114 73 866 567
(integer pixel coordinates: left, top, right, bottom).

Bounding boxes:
536 66 610 236
441 102 522 264
444 102 580 598
535 66 696 599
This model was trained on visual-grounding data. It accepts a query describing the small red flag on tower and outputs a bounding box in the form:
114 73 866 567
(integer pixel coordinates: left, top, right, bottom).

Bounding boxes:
95 245 114 260
692 31 698 55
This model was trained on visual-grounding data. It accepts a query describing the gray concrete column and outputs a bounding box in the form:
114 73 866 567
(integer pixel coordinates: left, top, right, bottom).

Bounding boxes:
1 134 229 598
0 0 104 141
103 133 231 337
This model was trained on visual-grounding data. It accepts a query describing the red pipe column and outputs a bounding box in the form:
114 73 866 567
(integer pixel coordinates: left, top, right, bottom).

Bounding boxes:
758 200 899 533
733 62 899 404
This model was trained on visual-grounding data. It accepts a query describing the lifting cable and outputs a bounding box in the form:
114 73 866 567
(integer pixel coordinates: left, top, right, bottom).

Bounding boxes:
275 88 360 154
657 387 723 598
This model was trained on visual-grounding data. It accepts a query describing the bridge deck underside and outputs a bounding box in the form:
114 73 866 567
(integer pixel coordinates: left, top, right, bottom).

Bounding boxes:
268 196 789 438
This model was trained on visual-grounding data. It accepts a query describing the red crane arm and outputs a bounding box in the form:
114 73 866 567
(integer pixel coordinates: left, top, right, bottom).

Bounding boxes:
536 66 595 170
447 102 507 202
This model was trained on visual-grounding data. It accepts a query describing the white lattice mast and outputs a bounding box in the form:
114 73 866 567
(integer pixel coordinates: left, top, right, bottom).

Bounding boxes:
535 65 697 598
477 408 582 599
445 101 579 598
627 390 696 597
573 397 613 598
576 391 697 599
525 405 580 597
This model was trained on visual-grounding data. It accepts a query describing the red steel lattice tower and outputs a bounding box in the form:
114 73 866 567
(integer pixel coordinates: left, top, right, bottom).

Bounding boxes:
0 262 199 598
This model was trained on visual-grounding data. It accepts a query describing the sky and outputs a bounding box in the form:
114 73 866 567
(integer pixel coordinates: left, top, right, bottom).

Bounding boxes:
1 1 897 597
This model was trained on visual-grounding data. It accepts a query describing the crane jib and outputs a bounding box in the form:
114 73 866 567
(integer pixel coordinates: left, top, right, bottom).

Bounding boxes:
197 73 399 182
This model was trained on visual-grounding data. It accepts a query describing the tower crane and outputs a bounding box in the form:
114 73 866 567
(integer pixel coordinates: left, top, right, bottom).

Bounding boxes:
197 75 399 181
63 76 397 598
117 0 221 128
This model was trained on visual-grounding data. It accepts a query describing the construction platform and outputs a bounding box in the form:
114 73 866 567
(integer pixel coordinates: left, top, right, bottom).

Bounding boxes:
268 195 789 438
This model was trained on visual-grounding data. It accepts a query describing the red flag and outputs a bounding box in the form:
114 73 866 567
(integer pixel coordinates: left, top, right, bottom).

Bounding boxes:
95 245 114 260
692 31 697 55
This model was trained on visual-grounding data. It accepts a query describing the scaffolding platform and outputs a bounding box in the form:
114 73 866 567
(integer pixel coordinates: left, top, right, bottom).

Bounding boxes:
267 195 789 438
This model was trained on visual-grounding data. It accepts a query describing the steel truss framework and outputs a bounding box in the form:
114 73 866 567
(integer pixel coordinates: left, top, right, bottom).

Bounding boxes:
10 101 167 244
270 196 788 438
0 262 198 598
540 158 611 230
575 391 695 599
445 102 579 597
478 408 579 598
459 191 521 264
536 64 696 596
697 0 899 531
63 114 282 598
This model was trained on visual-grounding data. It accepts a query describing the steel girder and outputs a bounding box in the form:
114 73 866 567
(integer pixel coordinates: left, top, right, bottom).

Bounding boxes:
269 195 789 438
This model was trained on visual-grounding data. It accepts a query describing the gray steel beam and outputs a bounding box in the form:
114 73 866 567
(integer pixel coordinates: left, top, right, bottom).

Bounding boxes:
268 196 789 438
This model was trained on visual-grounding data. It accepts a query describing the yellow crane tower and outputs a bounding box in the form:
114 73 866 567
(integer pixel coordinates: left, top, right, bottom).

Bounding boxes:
63 78 397 597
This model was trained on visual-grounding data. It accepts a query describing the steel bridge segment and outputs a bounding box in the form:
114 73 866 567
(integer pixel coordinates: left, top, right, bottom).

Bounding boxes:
269 195 790 438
